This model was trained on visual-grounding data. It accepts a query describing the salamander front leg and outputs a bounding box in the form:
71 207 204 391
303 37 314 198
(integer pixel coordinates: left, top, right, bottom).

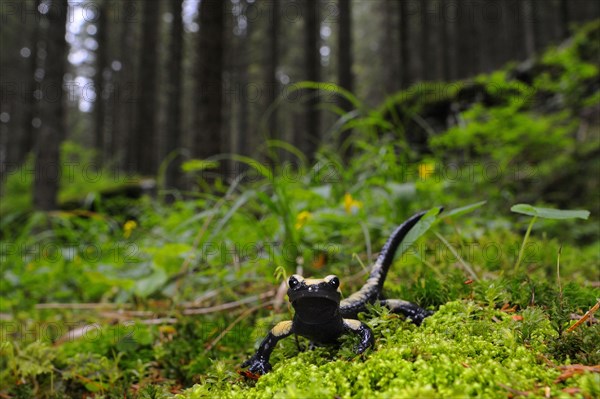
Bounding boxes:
380 299 433 326
242 320 293 375
343 319 374 354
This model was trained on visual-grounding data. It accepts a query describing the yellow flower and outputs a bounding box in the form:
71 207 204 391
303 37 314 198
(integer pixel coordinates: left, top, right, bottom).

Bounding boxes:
123 220 137 238
295 211 312 230
343 193 363 215
418 162 435 180
159 325 177 335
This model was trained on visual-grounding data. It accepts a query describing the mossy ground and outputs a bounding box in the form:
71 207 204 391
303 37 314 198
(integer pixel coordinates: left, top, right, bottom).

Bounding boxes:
176 301 599 399
1 21 599 399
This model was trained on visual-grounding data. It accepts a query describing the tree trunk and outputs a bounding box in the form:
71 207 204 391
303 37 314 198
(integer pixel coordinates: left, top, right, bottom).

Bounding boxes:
442 0 456 80
421 0 432 81
456 1 477 78
383 0 399 93
338 0 353 156
94 0 108 165
559 0 569 40
118 0 138 172
302 0 320 159
399 0 410 88
522 0 536 57
193 0 225 164
265 0 279 139
23 0 40 162
165 0 184 192
134 0 160 175
33 0 68 211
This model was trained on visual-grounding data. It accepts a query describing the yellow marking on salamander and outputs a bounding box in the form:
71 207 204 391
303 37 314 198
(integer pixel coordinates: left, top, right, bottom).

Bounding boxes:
304 278 325 285
343 319 362 331
271 320 293 337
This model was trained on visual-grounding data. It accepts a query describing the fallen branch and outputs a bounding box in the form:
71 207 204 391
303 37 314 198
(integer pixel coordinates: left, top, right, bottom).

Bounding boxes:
566 301 600 333
35 303 132 310
182 290 276 315
554 364 600 383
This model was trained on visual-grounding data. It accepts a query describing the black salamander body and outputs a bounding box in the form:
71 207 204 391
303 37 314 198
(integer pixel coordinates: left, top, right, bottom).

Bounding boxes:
242 211 432 375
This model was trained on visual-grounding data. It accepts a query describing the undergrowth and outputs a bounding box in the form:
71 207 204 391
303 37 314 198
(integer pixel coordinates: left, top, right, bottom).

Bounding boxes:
0 21 599 399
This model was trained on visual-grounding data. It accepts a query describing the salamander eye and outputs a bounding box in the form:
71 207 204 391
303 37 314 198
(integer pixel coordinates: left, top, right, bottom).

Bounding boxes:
288 276 300 288
328 276 340 289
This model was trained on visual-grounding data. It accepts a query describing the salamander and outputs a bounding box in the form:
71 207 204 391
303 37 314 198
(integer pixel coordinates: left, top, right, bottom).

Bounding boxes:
242 211 432 375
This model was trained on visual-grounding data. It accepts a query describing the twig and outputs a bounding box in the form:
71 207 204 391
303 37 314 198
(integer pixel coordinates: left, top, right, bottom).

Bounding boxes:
497 382 531 396
566 301 600 333
434 232 478 280
570 313 598 323
140 317 178 325
183 290 276 315
180 289 221 307
35 303 131 310
204 300 274 352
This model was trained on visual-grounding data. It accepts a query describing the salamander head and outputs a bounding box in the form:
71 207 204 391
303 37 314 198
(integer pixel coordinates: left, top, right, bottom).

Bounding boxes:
287 274 341 324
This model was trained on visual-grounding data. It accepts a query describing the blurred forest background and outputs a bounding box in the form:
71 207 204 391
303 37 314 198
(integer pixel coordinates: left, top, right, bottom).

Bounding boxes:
1 0 599 211
1 1 600 397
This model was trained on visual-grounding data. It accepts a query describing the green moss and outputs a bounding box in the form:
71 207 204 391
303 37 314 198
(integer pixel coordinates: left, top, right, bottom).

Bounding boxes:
176 300 596 398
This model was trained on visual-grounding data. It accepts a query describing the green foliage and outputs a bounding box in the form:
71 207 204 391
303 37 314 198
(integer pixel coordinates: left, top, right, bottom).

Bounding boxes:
0 141 140 215
535 20 600 106
1 20 599 399
511 204 591 273
176 301 597 398
511 204 590 220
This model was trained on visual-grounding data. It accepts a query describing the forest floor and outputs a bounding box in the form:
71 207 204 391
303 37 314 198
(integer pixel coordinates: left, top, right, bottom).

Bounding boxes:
1 21 599 399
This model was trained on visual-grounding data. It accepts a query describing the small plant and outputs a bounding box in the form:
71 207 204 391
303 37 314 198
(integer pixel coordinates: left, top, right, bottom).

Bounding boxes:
510 204 590 273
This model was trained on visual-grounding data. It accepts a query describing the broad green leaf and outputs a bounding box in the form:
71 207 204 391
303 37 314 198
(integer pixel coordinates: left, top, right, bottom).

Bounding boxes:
288 81 362 109
181 159 219 173
395 206 443 260
266 139 308 165
443 201 487 218
511 204 590 220
227 154 272 179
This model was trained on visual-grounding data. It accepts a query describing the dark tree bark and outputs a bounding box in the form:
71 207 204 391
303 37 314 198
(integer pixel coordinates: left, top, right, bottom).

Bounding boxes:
93 0 108 164
118 0 138 171
337 0 353 156
522 0 536 57
510 0 527 61
338 0 353 96
559 0 570 40
420 0 432 81
301 0 320 159
456 1 480 78
441 0 456 80
265 0 279 139
481 0 501 72
22 0 40 161
1 0 40 172
192 0 225 163
234 1 249 158
33 0 68 211
134 0 160 175
398 0 410 88
165 0 184 192
383 0 399 93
